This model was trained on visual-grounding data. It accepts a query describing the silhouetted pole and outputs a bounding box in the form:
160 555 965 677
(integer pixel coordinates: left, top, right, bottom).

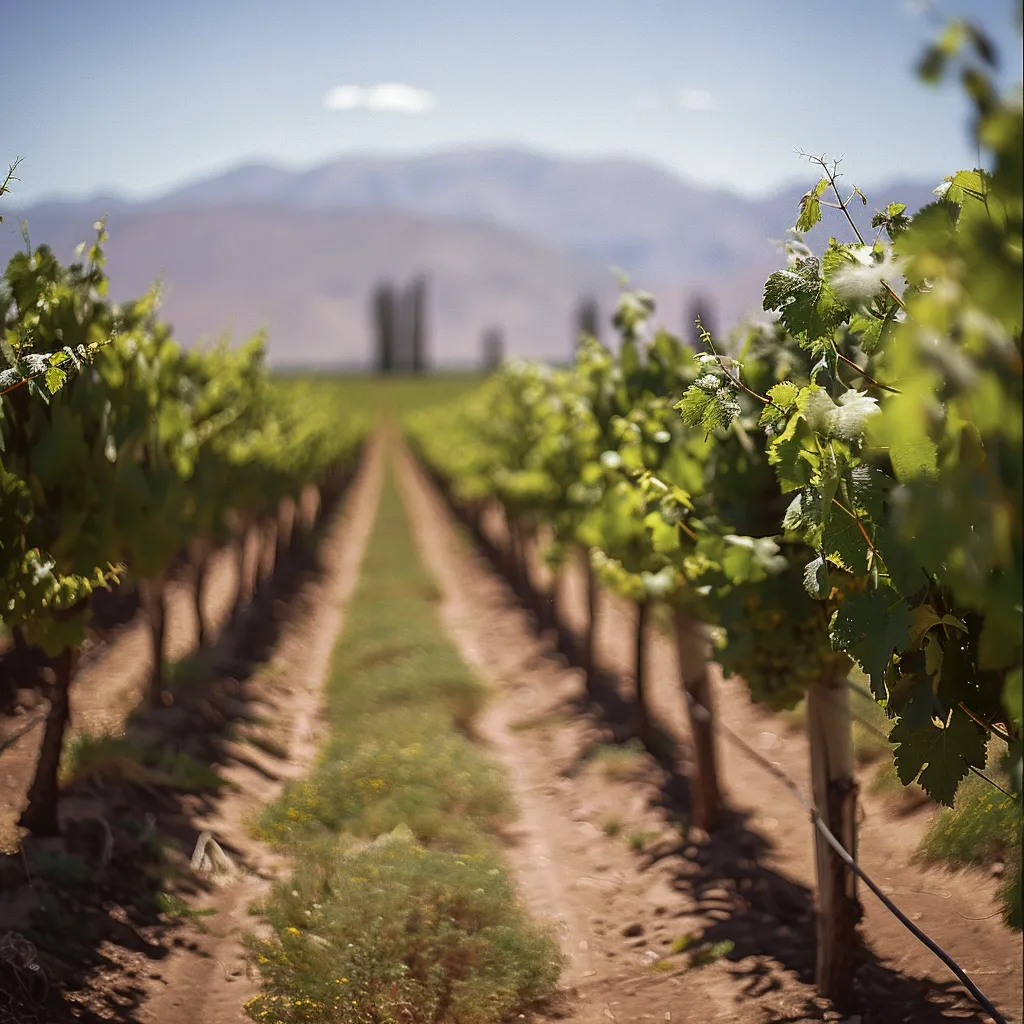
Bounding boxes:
482 325 504 372
576 296 600 352
373 282 397 372
687 295 716 351
410 275 428 373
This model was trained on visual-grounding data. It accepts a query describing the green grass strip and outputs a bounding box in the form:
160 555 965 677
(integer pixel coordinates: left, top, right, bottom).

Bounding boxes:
244 466 563 1024
915 743 1021 931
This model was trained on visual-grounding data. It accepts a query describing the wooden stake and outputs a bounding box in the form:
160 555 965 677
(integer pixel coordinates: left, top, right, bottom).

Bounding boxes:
674 607 721 832
807 669 862 1005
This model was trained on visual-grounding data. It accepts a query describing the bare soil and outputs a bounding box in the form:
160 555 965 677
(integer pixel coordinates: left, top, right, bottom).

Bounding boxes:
395 446 1021 1024
3 436 1017 1024
135 442 382 1024
0 444 380 1024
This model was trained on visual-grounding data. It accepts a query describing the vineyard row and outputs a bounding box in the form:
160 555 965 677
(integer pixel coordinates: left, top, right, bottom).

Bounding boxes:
403 34 1021 1010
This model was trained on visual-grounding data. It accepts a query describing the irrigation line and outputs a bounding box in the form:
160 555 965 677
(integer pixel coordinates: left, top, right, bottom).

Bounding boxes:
808 803 1005 1024
437 483 1008 1022
679 686 1007 1024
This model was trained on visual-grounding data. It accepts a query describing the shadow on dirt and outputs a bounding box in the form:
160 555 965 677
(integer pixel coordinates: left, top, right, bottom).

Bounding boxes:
424 472 994 1024
0 466 358 1024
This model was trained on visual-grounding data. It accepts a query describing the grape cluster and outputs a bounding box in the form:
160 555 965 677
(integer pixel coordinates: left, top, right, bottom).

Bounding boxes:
720 582 848 711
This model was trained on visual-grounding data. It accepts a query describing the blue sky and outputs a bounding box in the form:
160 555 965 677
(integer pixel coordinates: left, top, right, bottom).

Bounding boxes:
3 0 1020 203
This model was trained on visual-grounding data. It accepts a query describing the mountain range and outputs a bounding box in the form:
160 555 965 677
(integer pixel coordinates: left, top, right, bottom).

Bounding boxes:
0 149 939 367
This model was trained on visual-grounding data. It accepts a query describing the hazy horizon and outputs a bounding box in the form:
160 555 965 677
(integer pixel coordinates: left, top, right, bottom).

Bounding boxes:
8 142 953 210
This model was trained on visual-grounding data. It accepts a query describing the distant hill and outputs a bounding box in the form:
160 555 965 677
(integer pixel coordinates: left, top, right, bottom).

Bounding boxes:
0 204 615 367
151 149 937 280
0 148 939 367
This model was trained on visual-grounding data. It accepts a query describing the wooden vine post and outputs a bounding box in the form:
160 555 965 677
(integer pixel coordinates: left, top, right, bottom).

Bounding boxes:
18 647 79 836
673 607 721 831
806 667 862 1005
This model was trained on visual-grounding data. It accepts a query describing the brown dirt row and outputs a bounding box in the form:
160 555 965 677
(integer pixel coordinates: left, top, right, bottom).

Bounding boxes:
0 446 379 1024
135 440 383 1024
558 574 1022 1021
395 445 1021 1024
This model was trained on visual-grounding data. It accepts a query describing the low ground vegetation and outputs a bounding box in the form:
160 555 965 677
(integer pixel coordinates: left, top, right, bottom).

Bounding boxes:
243 470 563 1024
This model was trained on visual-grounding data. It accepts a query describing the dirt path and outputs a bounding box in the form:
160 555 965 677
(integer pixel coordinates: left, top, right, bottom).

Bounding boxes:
0 540 250 850
570 585 1021 1020
136 440 382 1024
398 448 724 1022
397 447 1020 1024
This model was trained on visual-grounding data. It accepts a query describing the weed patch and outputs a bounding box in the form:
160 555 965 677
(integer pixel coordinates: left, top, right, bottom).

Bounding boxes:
915 744 1020 929
584 739 647 781
626 829 659 853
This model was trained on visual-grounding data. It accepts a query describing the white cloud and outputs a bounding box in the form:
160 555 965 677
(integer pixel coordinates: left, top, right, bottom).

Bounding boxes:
323 82 436 114
323 85 365 110
677 88 717 112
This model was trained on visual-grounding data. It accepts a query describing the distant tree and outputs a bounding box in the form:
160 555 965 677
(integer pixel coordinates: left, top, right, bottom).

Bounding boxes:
409 276 428 374
686 294 716 351
575 296 600 348
373 282 398 373
373 276 430 374
482 326 504 372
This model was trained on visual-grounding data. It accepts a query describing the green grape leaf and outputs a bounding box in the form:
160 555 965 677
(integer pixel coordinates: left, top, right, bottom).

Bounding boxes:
889 439 938 480
799 385 837 434
796 385 879 444
847 464 890 520
818 446 844 527
796 178 830 232
764 259 839 340
644 510 681 554
760 380 801 432
923 632 944 680
847 311 899 355
783 489 824 547
822 507 870 573
44 366 67 394
871 202 907 227
719 535 787 584
939 169 988 206
675 381 740 438
870 201 911 240
829 587 911 696
767 380 800 411
890 707 987 806
887 663 941 729
767 413 817 493
872 518 925 597
782 490 811 533
830 390 880 442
